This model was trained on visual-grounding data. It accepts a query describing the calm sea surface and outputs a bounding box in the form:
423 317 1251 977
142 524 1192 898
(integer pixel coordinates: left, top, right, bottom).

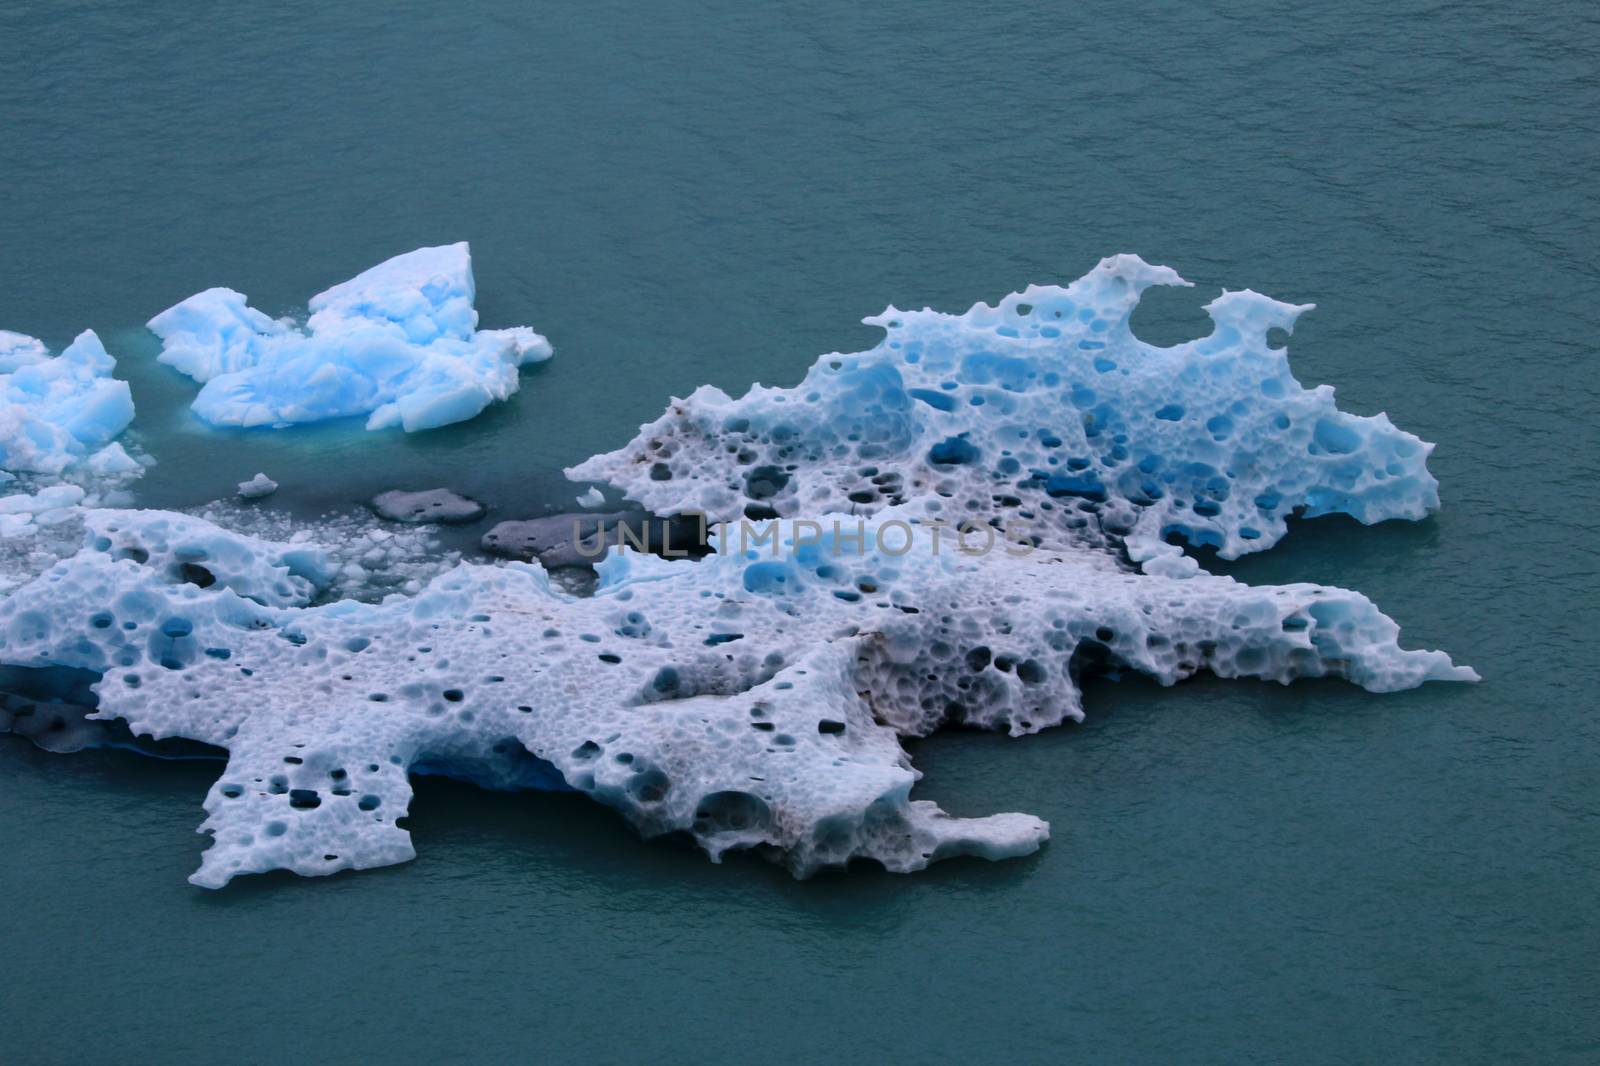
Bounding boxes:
2 1 1596 1062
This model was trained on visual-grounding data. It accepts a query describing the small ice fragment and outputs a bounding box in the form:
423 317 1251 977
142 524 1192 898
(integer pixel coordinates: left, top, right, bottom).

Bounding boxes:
237 473 278 499
576 486 605 508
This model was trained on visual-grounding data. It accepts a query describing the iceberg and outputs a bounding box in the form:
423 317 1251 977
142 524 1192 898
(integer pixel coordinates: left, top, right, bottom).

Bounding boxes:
147 243 553 432
0 330 136 478
0 256 1476 887
570 255 1439 577
0 330 50 372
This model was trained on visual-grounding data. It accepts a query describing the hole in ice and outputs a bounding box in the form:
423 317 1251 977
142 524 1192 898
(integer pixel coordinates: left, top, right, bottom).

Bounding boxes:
442 689 464 702
357 794 382 811
1128 282 1211 347
178 563 216 588
289 789 321 810
627 768 671 803
744 465 788 500
817 719 846 735
928 436 980 466
693 791 773 835
1313 417 1362 455
265 821 287 837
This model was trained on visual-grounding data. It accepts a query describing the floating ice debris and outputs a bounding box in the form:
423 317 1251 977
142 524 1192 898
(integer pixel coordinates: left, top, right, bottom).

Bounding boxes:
0 330 136 478
371 488 485 524
147 243 552 432
481 512 705 570
236 473 278 499
576 486 606 508
0 256 1475 887
0 484 86 540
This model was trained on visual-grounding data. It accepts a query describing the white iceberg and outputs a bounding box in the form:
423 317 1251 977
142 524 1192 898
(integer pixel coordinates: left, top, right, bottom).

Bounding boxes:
147 243 552 433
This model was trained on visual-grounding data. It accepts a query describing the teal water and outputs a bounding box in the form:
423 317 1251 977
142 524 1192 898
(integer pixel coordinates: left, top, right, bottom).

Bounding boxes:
2 1 1597 1062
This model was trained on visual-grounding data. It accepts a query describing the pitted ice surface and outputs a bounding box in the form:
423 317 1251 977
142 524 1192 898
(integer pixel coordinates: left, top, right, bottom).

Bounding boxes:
570 255 1438 571
0 256 1475 886
0 505 1471 887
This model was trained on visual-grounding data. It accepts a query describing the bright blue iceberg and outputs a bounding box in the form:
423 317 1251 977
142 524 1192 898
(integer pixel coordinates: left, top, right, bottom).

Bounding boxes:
147 243 552 432
571 255 1439 578
0 330 136 478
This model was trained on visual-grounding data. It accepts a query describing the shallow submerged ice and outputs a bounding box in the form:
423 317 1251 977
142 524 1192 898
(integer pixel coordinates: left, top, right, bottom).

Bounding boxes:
0 255 1476 887
147 243 552 432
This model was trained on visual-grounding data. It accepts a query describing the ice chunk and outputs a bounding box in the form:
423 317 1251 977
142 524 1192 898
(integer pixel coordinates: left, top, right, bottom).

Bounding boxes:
0 330 49 372
570 255 1439 566
147 243 553 432
145 288 290 383
236 473 278 499
370 488 484 524
0 506 1471 888
576 486 605 508
0 330 136 476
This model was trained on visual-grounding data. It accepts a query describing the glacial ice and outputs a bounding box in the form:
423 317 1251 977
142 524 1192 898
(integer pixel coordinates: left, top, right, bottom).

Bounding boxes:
570 255 1440 577
0 330 50 372
0 330 136 478
147 243 553 432
0 255 1476 887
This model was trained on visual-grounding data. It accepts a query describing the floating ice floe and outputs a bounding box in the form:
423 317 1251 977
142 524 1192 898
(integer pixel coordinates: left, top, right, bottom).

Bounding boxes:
571 255 1439 578
0 255 1476 887
147 243 552 432
0 330 136 478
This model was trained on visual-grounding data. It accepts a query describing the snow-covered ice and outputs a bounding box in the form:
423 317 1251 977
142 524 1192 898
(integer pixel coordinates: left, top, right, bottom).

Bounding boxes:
147 243 552 432
0 255 1476 887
